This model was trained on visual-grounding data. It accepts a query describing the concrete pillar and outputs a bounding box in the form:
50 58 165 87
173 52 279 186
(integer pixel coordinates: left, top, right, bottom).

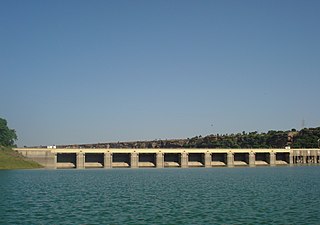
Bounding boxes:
131 152 138 168
295 150 299 164
269 152 276 166
53 153 57 169
76 152 85 169
313 150 317 163
204 152 212 168
249 152 255 167
298 151 302 164
310 151 314 164
303 152 307 164
227 152 234 167
289 150 294 165
104 152 112 168
313 151 316 163
156 152 164 168
181 152 188 168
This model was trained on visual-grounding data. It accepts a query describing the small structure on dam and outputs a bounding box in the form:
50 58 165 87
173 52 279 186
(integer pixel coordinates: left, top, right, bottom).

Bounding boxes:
14 148 320 169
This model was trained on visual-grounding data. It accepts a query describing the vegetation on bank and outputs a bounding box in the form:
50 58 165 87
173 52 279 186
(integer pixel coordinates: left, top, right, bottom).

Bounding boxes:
0 146 42 169
182 127 320 149
0 117 42 169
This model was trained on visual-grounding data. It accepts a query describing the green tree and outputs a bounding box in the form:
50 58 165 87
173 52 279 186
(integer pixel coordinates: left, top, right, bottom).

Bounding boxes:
0 118 17 147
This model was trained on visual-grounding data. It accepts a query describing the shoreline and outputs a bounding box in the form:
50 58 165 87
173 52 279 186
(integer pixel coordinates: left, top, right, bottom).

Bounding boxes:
0 147 43 170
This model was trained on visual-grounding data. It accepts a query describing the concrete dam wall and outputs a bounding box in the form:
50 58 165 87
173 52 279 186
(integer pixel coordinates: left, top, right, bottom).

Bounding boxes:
14 148 320 169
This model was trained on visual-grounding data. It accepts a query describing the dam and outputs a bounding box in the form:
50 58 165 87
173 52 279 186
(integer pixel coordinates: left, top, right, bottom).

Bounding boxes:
14 148 320 169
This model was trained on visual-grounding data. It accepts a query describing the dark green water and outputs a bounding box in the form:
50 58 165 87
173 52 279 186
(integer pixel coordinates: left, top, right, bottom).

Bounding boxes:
0 166 320 225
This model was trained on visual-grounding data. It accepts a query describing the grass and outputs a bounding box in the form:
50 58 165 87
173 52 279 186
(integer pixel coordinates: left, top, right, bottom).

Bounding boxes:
0 146 43 169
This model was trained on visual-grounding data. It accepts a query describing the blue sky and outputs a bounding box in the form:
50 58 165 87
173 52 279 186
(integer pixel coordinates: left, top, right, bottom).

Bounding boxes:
1 0 319 147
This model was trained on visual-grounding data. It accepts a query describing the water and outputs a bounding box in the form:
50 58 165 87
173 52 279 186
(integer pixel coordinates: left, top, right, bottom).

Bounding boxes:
0 166 320 225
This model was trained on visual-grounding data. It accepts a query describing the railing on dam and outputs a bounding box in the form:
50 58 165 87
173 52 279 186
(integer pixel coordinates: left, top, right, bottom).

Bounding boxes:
14 148 320 169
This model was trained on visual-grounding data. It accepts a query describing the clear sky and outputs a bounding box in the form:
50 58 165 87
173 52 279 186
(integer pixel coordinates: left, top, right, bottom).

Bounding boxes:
1 0 319 147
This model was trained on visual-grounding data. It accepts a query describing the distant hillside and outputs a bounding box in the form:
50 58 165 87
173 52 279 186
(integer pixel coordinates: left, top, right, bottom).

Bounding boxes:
50 127 320 149
0 147 42 169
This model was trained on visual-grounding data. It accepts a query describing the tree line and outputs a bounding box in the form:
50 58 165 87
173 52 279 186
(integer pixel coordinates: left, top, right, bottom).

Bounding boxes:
59 127 320 149
181 127 320 149
0 118 17 147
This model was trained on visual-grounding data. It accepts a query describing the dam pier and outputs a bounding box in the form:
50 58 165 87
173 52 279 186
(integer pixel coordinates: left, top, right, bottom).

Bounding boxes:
14 148 320 169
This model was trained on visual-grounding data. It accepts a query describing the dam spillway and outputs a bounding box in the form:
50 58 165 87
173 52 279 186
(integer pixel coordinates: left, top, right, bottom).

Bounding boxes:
14 148 320 169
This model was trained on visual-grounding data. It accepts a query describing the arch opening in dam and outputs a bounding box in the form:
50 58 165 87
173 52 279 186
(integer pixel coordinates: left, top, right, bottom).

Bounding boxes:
112 153 130 168
164 153 181 167
211 153 227 166
255 153 270 166
85 153 104 168
234 153 249 166
188 153 204 167
139 153 156 167
276 153 290 165
57 153 76 168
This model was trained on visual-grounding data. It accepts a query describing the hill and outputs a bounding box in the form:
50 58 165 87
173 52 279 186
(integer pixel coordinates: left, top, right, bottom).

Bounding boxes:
54 127 320 149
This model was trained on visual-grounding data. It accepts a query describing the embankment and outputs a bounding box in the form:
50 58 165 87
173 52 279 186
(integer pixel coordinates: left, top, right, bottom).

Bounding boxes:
0 147 43 169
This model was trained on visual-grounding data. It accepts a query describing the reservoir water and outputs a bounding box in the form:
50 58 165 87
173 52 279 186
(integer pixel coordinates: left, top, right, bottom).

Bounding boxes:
0 166 320 224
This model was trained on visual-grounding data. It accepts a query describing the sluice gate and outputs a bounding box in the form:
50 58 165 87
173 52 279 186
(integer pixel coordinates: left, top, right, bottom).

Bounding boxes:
164 153 180 167
234 153 249 166
255 153 269 166
112 153 130 168
85 153 104 168
188 153 204 167
212 153 227 166
139 153 156 167
276 153 290 165
57 153 76 168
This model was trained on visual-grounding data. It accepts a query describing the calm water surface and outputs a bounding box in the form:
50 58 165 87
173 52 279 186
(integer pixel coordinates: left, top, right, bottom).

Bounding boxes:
0 166 320 225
